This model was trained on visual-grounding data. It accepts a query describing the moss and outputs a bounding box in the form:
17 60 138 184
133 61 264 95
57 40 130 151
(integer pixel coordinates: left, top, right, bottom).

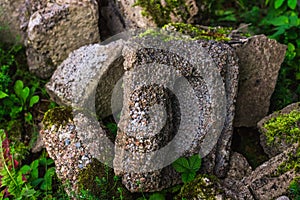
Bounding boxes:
263 110 300 176
263 110 300 145
133 0 189 27
78 159 132 200
163 22 232 41
42 106 73 130
138 23 233 42
175 174 224 200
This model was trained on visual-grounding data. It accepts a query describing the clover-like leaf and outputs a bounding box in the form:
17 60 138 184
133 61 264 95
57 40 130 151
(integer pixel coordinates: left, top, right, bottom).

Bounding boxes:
182 171 196 183
274 0 285 9
188 155 201 171
288 0 297 9
29 95 39 107
172 157 189 173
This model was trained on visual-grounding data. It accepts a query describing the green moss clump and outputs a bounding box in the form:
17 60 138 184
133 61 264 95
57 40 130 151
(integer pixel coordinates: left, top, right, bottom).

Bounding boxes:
175 174 224 200
263 110 300 145
163 23 232 41
42 106 73 130
133 0 189 27
78 159 132 200
263 109 300 176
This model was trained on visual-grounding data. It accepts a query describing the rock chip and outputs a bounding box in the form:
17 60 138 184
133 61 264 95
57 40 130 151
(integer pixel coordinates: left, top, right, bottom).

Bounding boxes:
258 102 300 157
25 0 100 78
233 35 286 127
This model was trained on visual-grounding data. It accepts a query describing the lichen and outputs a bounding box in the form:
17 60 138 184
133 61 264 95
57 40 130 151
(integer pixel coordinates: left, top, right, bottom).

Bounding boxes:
77 158 132 199
175 174 224 200
133 0 189 27
42 106 73 130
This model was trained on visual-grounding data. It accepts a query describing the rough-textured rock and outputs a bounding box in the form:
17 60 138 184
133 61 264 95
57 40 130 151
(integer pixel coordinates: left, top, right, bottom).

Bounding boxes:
25 0 100 78
258 102 300 157
46 40 125 119
0 0 25 43
113 35 238 192
233 35 286 127
276 196 290 200
241 144 299 200
118 0 198 27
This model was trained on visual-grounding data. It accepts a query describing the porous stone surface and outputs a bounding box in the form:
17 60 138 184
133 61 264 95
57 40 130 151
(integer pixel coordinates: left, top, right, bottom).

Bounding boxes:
258 102 300 157
113 35 238 192
241 144 299 200
233 35 286 127
25 0 100 78
198 40 239 178
46 40 125 119
41 108 111 193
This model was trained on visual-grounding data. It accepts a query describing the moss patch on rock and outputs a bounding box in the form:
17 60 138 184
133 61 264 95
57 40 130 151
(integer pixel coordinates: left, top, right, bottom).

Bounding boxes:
42 106 73 130
78 158 132 200
175 174 224 200
133 0 189 27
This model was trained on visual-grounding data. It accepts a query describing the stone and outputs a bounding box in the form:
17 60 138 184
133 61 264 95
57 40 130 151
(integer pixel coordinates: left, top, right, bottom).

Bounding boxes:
241 144 299 200
41 107 112 193
118 0 198 27
233 35 286 127
0 0 25 43
276 196 290 200
113 35 238 192
25 0 100 78
46 40 125 119
258 102 300 157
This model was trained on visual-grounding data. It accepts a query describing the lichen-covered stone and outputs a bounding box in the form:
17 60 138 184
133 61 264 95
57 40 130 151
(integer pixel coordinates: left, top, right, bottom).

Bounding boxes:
25 0 100 78
41 107 111 195
118 0 198 27
233 35 287 127
258 102 300 157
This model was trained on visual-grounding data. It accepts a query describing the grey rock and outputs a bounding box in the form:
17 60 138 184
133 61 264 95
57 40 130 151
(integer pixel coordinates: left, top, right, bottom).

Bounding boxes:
118 0 198 27
276 196 290 200
46 40 125 119
25 0 100 78
242 144 299 200
113 36 238 192
258 102 300 157
233 35 286 127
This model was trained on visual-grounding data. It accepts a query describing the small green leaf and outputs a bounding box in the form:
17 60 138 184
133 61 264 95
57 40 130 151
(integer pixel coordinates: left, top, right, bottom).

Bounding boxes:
0 91 8 99
29 95 39 107
31 168 39 180
265 0 270 5
268 16 289 26
288 0 297 9
14 80 24 97
172 157 189 173
287 43 296 52
20 165 31 174
149 193 165 200
30 159 39 170
31 178 44 187
182 172 196 183
188 155 201 171
274 0 285 9
20 87 29 104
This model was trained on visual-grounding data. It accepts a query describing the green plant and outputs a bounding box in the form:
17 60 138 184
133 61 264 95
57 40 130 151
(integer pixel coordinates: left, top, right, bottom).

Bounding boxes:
172 154 202 184
0 129 39 200
289 177 300 200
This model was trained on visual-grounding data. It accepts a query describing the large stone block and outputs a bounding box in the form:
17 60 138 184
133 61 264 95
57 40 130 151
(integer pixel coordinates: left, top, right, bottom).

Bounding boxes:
25 0 100 78
233 35 286 127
